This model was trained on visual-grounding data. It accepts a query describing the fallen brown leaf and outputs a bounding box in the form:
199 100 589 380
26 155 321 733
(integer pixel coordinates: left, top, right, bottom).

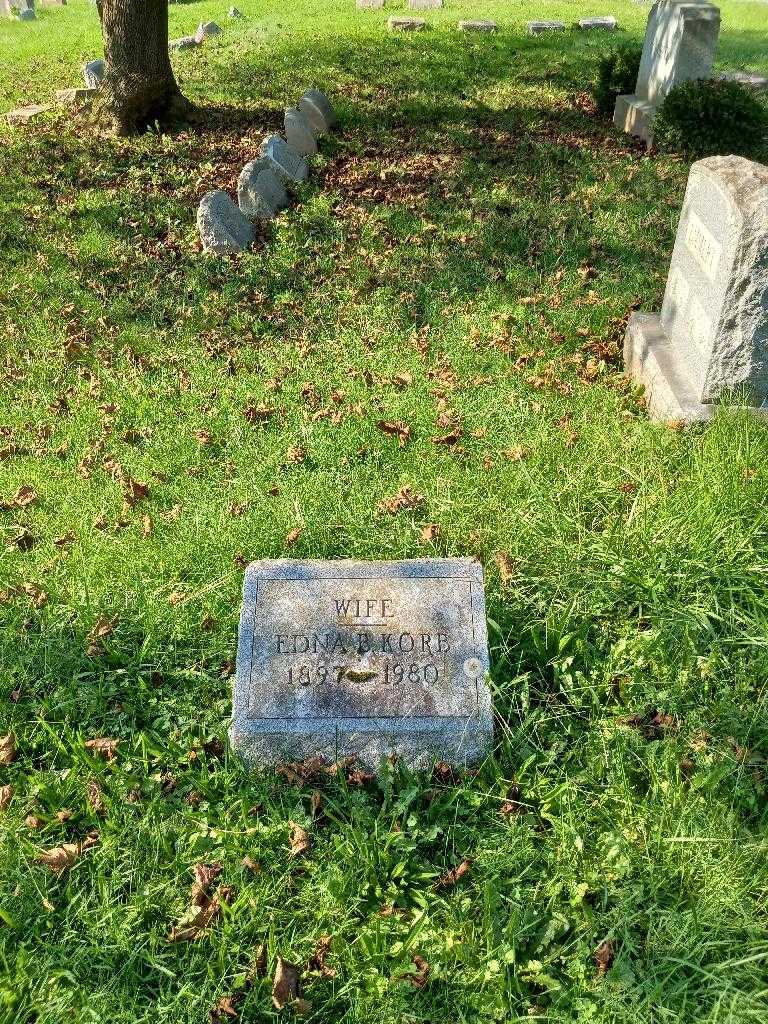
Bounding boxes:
397 954 430 988
36 834 98 874
272 957 303 1010
86 779 106 815
243 403 276 423
288 821 310 857
495 552 516 585
285 527 303 546
420 523 440 542
376 420 413 446
242 855 261 873
594 939 614 975
253 942 268 977
377 485 425 515
500 783 523 816
0 734 16 765
307 935 336 978
122 478 150 506
0 484 38 510
191 862 223 905
194 429 213 445
84 737 120 761
210 994 239 1022
0 784 13 809
436 858 472 888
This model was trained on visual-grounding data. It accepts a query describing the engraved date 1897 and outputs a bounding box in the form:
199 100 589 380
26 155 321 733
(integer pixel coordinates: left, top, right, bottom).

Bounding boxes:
288 662 440 687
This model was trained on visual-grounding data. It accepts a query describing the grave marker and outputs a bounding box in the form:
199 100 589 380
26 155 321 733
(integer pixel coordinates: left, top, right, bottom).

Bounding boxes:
82 59 105 88
577 15 617 29
614 0 721 144
458 19 497 31
197 190 255 254
624 155 768 422
526 20 566 34
6 103 50 125
408 0 442 9
237 158 289 220
260 134 309 186
298 88 336 134
356 0 384 8
285 108 317 156
388 15 426 29
231 558 493 769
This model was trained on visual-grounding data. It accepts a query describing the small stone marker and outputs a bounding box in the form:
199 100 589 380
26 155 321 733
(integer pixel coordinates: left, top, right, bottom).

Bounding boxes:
614 0 720 145
231 558 492 769
55 87 98 106
82 59 105 88
260 134 309 185
718 71 768 92
526 20 566 34
356 0 384 8
197 190 255 254
624 155 768 422
6 103 50 125
170 35 200 50
458 19 497 31
195 20 221 41
408 0 442 8
228 6 243 16
285 108 318 156
298 89 335 136
577 15 617 29
388 15 426 30
19 6 35 17
238 158 289 221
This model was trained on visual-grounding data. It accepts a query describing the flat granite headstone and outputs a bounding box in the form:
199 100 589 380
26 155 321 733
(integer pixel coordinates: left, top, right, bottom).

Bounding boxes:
237 158 290 220
170 35 200 50
408 0 442 8
577 15 617 29
260 134 309 185
718 71 768 92
285 107 318 156
197 190 255 254
458 19 497 31
231 558 492 769
614 0 720 145
55 87 98 106
357 0 384 8
388 15 426 29
624 155 768 422
526 20 566 34
6 103 50 125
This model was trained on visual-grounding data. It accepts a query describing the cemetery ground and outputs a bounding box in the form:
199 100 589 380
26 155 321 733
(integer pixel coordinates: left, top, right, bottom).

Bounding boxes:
2 0 768 1020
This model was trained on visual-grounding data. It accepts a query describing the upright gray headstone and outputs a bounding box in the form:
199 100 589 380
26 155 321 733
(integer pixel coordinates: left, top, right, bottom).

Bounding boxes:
237 158 289 220
624 155 768 422
298 88 336 133
231 558 492 770
614 1 721 145
195 20 221 41
55 87 98 106
83 59 105 88
197 190 255 254
260 134 309 186
19 6 34 17
285 108 317 156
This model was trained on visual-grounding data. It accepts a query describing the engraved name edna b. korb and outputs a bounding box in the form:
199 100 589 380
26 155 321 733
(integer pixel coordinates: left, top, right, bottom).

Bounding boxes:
231 558 493 768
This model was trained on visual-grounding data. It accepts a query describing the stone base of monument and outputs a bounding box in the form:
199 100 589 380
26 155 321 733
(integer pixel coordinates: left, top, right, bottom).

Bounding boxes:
613 94 655 145
624 312 716 422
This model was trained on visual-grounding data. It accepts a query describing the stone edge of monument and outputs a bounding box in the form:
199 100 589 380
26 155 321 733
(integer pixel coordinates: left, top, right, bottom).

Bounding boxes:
614 93 655 145
230 557 493 771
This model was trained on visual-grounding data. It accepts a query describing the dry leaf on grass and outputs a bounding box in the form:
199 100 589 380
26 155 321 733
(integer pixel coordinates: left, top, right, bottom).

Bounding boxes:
396 954 430 988
431 430 463 446
435 858 472 888
209 994 239 1022
84 737 120 761
168 871 232 943
243 403 276 423
242 855 261 873
0 784 14 809
0 734 16 766
285 527 303 546
191 862 223 905
376 420 413 446
420 523 440 542
594 939 614 975
307 935 336 978
495 552 516 585
21 583 47 608
288 821 310 857
0 485 38 510
194 429 213 445
36 834 98 874
500 784 523 816
86 779 106 815
272 957 307 1011
122 477 150 506
254 942 268 977
377 485 425 515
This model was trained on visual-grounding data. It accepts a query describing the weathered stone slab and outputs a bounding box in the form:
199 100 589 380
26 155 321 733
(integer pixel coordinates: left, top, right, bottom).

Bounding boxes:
197 190 255 254
19 6 35 16
388 14 426 29
614 1 720 145
228 6 243 16
260 134 309 186
526 19 566 34
55 87 98 106
356 0 384 8
6 103 50 125
577 15 617 29
82 59 105 88
624 155 768 422
237 158 289 220
408 0 441 8
231 558 492 770
170 35 200 50
285 107 318 156
298 89 335 136
195 20 221 41
718 71 768 92
458 19 497 31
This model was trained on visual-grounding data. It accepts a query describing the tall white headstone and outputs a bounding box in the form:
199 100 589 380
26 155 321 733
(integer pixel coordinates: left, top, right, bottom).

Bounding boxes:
624 155 768 422
614 0 721 144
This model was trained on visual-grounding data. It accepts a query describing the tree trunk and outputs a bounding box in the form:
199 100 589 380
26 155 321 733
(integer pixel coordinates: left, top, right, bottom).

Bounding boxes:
100 0 190 134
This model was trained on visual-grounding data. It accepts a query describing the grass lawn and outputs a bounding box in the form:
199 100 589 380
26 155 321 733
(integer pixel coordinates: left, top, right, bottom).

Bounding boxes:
2 0 768 1020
